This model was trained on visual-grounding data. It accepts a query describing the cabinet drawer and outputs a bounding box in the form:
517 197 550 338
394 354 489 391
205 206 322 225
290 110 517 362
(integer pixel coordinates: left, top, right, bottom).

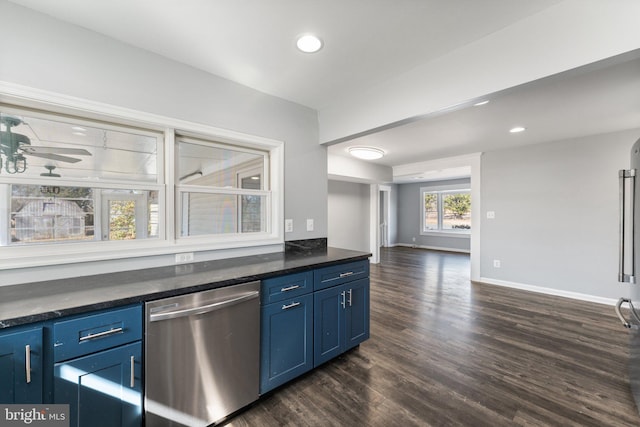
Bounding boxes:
261 271 313 304
313 260 369 291
53 305 142 363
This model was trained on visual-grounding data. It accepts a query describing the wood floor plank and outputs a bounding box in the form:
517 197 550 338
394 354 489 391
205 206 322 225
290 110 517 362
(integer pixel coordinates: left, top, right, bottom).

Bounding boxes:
226 247 640 426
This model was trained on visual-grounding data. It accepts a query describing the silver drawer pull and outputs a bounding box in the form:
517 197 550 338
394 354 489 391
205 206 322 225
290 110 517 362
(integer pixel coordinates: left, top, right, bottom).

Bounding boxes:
130 356 135 388
281 285 300 292
340 271 354 278
282 302 301 310
25 345 31 384
79 327 124 342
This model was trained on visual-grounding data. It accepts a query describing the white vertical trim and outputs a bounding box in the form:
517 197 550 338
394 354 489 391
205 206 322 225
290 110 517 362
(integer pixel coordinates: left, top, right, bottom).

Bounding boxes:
379 185 391 248
470 154 481 282
369 184 380 263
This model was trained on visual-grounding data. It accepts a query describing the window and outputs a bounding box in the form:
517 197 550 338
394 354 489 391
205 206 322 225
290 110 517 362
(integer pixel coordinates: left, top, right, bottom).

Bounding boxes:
0 109 163 247
421 189 471 234
0 99 283 267
176 137 270 238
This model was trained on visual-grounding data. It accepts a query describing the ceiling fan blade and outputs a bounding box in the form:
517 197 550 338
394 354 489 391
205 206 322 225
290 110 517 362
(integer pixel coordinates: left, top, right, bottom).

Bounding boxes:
20 146 92 156
24 152 82 163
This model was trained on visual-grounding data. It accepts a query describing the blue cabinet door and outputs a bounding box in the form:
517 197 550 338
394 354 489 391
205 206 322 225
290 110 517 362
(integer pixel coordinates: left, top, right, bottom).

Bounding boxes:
54 342 142 427
345 278 370 350
0 327 43 403
313 285 345 367
260 293 313 394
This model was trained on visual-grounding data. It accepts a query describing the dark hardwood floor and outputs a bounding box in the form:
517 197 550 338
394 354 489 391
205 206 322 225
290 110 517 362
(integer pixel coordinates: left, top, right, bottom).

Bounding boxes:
228 247 640 426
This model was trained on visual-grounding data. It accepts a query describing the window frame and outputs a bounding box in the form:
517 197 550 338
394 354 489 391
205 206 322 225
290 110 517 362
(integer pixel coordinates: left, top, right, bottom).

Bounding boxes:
0 89 284 269
420 186 471 238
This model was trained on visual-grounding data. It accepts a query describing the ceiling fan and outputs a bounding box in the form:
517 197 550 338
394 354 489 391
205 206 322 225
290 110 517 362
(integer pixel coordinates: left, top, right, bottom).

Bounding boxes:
0 115 92 174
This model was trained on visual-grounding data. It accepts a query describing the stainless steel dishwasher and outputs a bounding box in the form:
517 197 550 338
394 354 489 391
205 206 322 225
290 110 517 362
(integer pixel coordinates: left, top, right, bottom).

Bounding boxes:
144 281 260 426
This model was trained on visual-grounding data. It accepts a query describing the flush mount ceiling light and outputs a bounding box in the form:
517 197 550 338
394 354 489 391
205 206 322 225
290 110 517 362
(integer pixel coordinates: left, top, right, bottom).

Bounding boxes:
296 34 323 53
348 146 385 160
473 100 490 106
510 126 526 133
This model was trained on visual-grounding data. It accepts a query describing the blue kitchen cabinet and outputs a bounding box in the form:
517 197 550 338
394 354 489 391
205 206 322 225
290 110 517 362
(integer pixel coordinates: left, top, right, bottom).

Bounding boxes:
260 272 314 394
52 304 143 427
260 293 314 394
0 326 43 403
313 260 370 368
54 342 142 427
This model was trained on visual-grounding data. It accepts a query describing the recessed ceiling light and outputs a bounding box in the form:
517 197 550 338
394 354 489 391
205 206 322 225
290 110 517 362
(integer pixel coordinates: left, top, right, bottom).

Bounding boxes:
71 126 86 132
72 131 86 136
296 34 323 53
348 147 385 160
510 126 526 133
474 100 490 106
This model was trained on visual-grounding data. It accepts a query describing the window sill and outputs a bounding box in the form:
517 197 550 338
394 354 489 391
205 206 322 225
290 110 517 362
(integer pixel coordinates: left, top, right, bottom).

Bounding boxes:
420 231 471 239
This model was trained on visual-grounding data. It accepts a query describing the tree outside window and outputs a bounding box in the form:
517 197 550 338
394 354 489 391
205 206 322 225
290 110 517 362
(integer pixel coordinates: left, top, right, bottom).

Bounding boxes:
422 189 471 233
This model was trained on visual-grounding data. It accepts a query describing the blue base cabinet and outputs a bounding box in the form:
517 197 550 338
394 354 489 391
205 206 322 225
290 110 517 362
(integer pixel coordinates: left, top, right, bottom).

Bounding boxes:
52 304 143 427
0 326 43 403
54 342 142 427
260 259 370 391
260 272 314 394
313 278 369 367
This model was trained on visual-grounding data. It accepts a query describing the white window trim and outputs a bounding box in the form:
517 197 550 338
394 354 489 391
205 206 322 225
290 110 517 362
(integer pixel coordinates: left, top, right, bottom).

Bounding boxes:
420 185 471 238
0 82 285 270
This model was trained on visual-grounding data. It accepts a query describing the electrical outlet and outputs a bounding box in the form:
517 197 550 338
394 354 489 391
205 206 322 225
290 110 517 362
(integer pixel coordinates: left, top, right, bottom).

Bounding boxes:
285 219 293 233
176 252 194 263
493 259 501 268
306 218 314 232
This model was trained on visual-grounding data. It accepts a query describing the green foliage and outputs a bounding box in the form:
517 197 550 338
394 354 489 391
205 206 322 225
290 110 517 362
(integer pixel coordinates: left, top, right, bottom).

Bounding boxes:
443 193 471 219
424 193 437 210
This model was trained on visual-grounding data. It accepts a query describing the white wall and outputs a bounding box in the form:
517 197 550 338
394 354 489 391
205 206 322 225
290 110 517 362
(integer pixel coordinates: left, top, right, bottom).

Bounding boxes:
319 0 640 143
0 2 326 283
480 128 640 302
327 153 392 184
327 180 370 252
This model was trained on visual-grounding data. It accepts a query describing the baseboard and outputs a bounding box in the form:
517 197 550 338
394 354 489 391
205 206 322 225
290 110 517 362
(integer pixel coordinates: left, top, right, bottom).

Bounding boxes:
478 277 618 306
394 243 471 254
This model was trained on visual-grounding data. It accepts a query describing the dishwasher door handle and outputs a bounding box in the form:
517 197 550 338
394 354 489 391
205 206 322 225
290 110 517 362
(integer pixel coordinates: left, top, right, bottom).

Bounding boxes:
149 291 259 322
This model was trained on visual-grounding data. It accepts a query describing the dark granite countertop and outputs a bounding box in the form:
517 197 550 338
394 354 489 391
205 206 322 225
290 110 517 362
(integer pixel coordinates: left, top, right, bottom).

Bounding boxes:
0 247 371 329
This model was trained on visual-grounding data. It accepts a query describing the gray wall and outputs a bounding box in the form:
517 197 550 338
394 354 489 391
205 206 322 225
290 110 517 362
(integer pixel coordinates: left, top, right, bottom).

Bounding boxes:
0 2 326 282
481 128 640 300
396 179 472 252
328 180 370 252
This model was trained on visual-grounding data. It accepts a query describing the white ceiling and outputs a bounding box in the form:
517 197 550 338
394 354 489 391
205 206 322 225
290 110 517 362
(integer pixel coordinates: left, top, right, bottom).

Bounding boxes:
6 0 640 181
329 52 640 168
8 0 561 110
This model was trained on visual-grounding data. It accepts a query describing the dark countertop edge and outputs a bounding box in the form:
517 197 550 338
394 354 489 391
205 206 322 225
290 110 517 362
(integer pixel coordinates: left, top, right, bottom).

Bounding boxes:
0 249 371 329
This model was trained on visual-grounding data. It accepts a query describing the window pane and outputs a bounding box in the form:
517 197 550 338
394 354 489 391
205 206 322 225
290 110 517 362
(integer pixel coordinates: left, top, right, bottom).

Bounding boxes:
9 185 158 245
178 140 265 189
424 193 438 230
181 192 267 236
11 184 94 244
0 112 159 182
442 192 471 230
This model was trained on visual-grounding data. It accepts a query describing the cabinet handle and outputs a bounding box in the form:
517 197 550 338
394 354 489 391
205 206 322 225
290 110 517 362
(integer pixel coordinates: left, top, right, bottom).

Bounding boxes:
130 356 135 388
25 345 31 384
340 272 354 278
348 289 353 307
79 327 124 342
281 285 300 292
341 291 346 309
282 302 300 310
620 169 637 283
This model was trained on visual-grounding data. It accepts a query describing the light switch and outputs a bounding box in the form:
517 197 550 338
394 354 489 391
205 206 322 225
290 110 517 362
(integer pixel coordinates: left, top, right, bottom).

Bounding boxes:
285 219 293 233
486 211 496 219
306 218 314 232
